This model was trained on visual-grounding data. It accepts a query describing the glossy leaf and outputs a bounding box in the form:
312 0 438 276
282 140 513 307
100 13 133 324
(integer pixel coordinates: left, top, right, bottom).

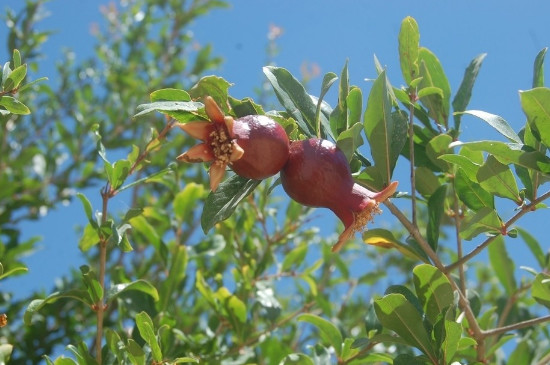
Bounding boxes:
133 100 203 119
315 71 338 136
450 140 550 174
188 75 232 113
105 280 159 303
520 87 550 147
426 184 447 251
477 155 522 204
418 47 451 127
364 71 407 184
414 166 440 197
413 264 454 325
393 354 431 365
298 313 343 356
374 294 436 360
136 311 162 361
24 289 92 325
398 16 420 85
201 174 261 232
453 53 487 131
426 134 453 172
460 207 502 240
439 153 480 181
80 265 103 303
150 88 190 102
76 193 94 225
78 223 100 252
488 236 517 295
3 63 27 91
532 273 550 309
0 95 30 114
336 122 364 162
263 66 332 139
455 167 495 211
459 110 521 143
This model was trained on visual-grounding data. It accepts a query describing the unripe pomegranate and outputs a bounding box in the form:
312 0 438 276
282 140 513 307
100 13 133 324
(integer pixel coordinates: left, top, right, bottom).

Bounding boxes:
177 96 289 191
281 138 398 252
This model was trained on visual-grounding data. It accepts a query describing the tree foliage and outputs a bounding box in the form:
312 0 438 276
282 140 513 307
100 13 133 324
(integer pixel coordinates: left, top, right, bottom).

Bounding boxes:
1 4 550 365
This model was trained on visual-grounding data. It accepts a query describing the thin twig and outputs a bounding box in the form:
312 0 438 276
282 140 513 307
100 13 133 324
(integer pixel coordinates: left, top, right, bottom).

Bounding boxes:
481 314 550 339
452 180 466 294
446 189 550 272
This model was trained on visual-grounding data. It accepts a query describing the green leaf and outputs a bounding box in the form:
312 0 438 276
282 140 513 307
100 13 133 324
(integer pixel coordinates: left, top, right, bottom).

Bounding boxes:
263 66 333 139
0 95 30 114
315 72 338 136
533 48 547 88
414 166 440 198
281 354 314 365
133 100 203 119
24 289 91 325
329 61 350 135
150 88 190 102
417 86 443 99
418 47 450 127
455 167 494 211
106 280 159 303
439 153 481 181
336 122 364 162
532 272 550 309
393 354 431 365
3 63 27 91
477 155 521 204
441 317 461 363
426 134 453 172
76 193 94 225
516 227 546 268
0 262 28 280
453 53 487 131
413 264 454 324
281 244 308 272
374 293 436 360
117 164 175 194
458 110 521 144
66 342 98 365
78 223 100 252
364 71 407 185
126 339 146 365
488 236 517 295
298 313 343 356
426 184 447 251
135 312 162 361
398 16 420 85
12 49 21 68
172 357 199 364
173 182 205 222
110 160 131 190
80 265 104 304
460 207 502 240
159 245 188 311
188 75 232 113
201 174 261 233
225 294 247 324
450 140 550 174
519 87 550 147
17 76 48 93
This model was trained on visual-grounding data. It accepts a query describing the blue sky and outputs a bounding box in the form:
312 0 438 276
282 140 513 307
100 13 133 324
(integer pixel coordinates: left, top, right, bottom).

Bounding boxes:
3 0 550 301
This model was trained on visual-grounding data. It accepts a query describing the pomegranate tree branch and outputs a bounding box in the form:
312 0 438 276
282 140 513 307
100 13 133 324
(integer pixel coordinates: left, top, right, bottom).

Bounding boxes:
481 314 550 339
446 188 550 272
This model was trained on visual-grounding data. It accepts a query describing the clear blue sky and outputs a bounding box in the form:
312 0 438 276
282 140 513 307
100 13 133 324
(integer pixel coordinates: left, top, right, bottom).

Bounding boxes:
3 0 550 300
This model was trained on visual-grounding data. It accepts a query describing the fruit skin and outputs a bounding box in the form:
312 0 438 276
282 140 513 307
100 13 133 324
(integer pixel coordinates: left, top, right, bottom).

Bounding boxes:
281 138 398 252
177 96 289 191
229 114 289 180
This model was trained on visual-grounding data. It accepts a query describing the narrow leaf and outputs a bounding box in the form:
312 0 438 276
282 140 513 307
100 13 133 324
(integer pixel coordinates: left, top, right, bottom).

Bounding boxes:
106 280 159 303
418 47 451 127
136 312 162 361
24 290 91 325
374 294 436 360
477 155 522 204
460 207 502 240
315 72 338 136
452 53 487 131
0 96 30 114
201 174 261 232
532 48 547 88
519 87 550 147
298 314 343 356
459 110 521 144
532 273 550 309
398 16 420 84
516 227 546 269
426 184 447 251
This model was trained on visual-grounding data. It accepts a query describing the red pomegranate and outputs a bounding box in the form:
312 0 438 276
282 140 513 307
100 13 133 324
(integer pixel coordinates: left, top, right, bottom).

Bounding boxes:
177 96 289 191
281 138 398 252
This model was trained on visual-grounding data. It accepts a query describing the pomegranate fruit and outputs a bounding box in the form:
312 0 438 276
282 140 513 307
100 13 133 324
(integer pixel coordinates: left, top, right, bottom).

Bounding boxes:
177 96 289 191
281 138 398 252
